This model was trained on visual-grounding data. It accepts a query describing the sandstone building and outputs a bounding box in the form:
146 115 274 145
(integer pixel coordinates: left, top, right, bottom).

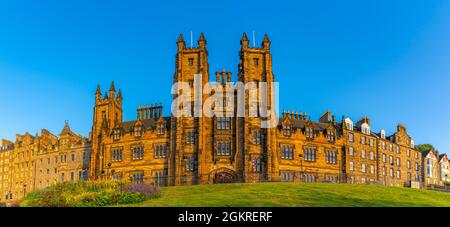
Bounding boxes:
88 33 424 188
0 33 442 204
0 124 90 203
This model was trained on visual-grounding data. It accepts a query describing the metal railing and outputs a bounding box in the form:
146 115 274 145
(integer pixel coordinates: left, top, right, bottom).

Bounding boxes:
123 171 401 187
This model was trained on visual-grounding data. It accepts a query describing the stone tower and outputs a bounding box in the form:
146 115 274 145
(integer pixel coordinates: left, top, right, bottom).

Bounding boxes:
169 33 211 185
89 82 123 180
236 33 278 182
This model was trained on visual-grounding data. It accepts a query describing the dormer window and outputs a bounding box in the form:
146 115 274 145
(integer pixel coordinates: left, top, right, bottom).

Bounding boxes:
134 126 142 137
305 127 314 139
345 118 353 131
283 125 291 136
361 123 370 135
411 140 415 148
327 130 335 142
346 123 353 130
380 130 386 139
157 124 165 135
113 129 121 140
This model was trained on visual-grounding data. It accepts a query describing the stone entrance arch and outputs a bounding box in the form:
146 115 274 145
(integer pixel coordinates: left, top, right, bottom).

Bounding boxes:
210 168 237 184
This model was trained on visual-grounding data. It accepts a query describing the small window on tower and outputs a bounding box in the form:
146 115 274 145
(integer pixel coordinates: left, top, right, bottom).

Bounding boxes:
188 58 194 66
253 58 259 66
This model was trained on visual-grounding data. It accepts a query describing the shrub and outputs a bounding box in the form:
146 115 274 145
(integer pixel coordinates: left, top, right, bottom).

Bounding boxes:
20 180 160 207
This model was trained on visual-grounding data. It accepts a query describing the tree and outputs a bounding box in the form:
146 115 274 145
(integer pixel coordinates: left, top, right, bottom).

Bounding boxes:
416 144 435 152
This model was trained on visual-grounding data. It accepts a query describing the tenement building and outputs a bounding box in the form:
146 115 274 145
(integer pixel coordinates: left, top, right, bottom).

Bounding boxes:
0 33 443 203
0 123 90 203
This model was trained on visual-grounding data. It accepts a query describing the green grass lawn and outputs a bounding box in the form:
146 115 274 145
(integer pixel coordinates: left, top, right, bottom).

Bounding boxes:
127 182 450 207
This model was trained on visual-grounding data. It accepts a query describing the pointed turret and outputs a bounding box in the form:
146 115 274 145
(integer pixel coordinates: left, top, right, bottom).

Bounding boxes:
198 32 206 49
240 32 249 49
117 88 122 101
109 81 116 100
104 92 109 99
177 34 186 51
109 81 115 91
262 34 271 50
95 84 102 101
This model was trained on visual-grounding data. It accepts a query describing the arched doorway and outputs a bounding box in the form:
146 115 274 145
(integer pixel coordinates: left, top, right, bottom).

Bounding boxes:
211 168 237 184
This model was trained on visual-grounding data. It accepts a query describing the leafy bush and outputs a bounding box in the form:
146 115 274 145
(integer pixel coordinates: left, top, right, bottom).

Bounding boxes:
20 180 161 207
416 144 435 152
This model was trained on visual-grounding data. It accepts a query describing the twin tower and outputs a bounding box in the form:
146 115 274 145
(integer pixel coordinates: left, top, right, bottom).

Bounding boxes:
89 33 279 185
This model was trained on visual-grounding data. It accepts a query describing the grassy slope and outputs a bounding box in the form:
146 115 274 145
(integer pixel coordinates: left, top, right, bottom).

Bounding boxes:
129 182 450 207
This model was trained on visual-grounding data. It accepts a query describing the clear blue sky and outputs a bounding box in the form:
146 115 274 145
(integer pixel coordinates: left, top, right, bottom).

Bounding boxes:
0 0 449 153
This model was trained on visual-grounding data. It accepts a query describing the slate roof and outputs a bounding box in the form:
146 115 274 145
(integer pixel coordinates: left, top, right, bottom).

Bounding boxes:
279 118 343 136
422 149 435 158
